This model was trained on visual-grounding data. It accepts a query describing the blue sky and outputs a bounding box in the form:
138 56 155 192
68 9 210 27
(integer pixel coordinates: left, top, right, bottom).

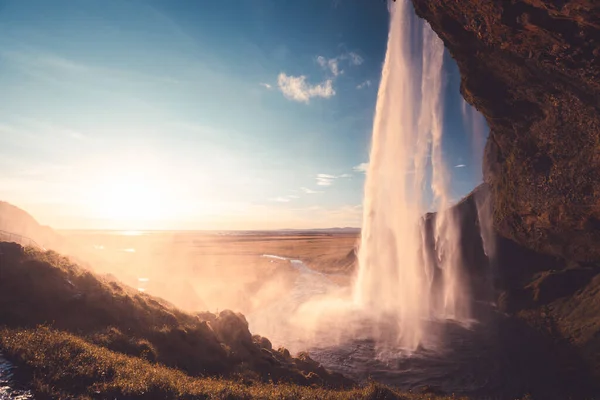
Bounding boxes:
0 0 486 230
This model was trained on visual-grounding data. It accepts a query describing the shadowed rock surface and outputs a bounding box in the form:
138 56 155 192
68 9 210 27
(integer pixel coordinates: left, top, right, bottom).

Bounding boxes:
411 0 600 262
422 185 600 396
408 1 600 393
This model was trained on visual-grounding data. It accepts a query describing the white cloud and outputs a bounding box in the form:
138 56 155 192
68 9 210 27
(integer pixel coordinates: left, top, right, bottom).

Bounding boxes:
317 174 336 186
356 80 372 89
300 187 322 194
277 73 335 103
260 82 272 89
316 173 352 186
353 162 369 173
328 58 340 76
454 164 467 168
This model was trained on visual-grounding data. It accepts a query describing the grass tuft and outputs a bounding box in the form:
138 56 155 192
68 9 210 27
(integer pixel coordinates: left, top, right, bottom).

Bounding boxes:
0 327 463 399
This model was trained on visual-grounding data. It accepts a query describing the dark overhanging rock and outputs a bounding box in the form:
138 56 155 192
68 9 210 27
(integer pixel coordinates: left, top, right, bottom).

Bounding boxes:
408 2 600 386
423 184 600 390
410 0 600 262
422 183 569 308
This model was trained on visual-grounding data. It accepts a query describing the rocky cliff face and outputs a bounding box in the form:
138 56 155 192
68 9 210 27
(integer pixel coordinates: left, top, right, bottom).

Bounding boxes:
430 185 600 392
411 0 600 262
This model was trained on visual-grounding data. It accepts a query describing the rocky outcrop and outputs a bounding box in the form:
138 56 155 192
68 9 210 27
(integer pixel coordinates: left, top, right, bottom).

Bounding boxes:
410 0 600 262
430 185 600 391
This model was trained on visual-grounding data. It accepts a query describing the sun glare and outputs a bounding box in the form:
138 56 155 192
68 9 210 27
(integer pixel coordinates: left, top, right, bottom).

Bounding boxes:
83 158 174 224
99 179 164 220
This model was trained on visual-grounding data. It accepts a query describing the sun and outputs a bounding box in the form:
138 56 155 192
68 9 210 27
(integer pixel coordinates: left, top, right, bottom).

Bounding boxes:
98 178 165 221
84 158 173 224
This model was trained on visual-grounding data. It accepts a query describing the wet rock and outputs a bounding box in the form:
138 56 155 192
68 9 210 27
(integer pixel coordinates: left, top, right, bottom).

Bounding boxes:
293 351 325 375
195 311 217 323
303 371 323 386
209 310 254 359
252 334 272 351
277 347 292 361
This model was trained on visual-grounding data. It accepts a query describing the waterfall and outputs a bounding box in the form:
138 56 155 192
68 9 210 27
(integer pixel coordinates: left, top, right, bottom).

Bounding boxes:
354 0 469 350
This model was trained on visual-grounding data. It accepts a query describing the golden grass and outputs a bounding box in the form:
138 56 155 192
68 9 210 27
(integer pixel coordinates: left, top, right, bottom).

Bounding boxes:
65 231 359 278
0 327 464 400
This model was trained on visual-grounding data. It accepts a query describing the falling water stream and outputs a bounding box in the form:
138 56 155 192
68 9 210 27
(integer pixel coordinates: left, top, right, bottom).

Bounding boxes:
354 0 469 350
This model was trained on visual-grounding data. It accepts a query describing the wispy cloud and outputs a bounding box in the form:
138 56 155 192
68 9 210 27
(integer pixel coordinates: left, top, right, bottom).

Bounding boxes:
269 193 301 202
1 48 180 87
356 80 372 89
300 187 322 194
316 173 352 186
316 51 363 77
259 82 272 89
353 162 369 173
454 164 466 168
346 52 364 66
269 196 292 202
277 73 335 103
317 56 340 76
317 174 336 186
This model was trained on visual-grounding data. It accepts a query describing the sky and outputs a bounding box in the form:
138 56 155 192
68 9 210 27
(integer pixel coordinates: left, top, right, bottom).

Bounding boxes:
0 0 487 230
